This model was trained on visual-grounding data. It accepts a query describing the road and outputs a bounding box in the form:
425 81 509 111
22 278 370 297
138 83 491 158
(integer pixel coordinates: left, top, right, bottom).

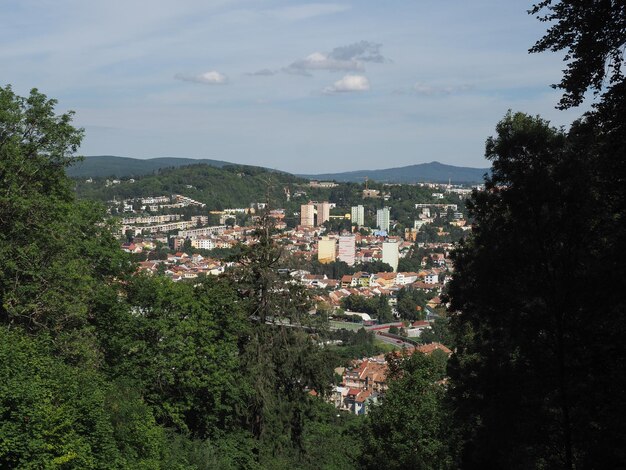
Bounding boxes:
374 332 415 349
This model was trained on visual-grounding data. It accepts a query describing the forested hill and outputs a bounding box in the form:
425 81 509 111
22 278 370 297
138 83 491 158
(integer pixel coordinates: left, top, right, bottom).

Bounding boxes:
67 155 233 178
74 163 305 209
67 155 489 184
301 161 489 184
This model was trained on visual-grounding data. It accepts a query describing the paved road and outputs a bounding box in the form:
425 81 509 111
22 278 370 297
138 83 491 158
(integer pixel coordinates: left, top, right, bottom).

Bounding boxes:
374 332 415 349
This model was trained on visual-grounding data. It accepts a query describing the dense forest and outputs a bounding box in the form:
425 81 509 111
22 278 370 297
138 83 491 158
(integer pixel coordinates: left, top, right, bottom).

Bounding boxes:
1 1 625 468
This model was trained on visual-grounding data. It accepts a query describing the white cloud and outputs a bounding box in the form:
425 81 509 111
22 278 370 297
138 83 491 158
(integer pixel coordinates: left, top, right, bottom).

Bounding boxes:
323 74 370 93
175 71 228 85
284 41 388 75
329 41 387 63
286 52 363 75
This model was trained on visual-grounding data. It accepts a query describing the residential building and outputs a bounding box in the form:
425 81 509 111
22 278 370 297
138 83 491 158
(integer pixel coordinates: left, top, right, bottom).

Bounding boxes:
345 389 377 415
309 181 338 188
404 227 419 241
351 205 365 226
343 359 388 394
300 203 315 227
317 236 336 264
382 240 399 272
190 237 215 250
376 207 390 232
337 235 356 266
362 189 380 198
317 201 331 225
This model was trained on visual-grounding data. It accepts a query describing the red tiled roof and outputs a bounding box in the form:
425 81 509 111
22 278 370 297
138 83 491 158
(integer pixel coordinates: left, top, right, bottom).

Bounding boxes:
415 342 452 355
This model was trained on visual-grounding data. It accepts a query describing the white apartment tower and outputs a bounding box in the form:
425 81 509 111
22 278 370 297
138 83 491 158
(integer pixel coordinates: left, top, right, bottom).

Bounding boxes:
382 240 399 272
337 235 356 266
351 205 365 226
376 207 390 232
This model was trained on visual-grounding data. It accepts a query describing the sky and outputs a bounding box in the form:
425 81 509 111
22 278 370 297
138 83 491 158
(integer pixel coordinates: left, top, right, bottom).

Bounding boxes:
1 0 590 173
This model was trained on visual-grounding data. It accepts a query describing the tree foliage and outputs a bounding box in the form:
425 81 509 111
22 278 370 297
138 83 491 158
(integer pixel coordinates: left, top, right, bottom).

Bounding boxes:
0 86 131 336
360 351 453 469
340 294 393 323
0 86 359 468
0 328 166 469
448 111 626 468
529 0 626 108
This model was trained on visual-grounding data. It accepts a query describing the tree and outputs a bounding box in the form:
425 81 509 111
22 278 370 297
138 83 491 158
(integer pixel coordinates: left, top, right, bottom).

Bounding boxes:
529 0 626 108
229 210 335 460
419 317 454 349
0 86 132 339
447 111 626 468
360 351 453 469
95 275 247 439
355 260 393 273
0 328 166 469
396 287 429 321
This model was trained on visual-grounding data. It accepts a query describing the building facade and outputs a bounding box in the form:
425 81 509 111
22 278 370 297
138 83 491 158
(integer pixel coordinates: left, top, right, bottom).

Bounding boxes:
351 205 365 226
337 235 356 266
317 201 331 226
317 236 336 264
382 240 399 271
376 207 390 232
300 203 315 227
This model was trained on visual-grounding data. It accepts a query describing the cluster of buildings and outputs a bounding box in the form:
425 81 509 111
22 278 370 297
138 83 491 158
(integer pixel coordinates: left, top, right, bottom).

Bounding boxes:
115 193 457 299
137 252 227 281
328 342 452 415
300 201 331 227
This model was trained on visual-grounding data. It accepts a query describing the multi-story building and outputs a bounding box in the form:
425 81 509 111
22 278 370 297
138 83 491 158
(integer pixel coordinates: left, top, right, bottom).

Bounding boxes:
317 236 336 264
376 207 390 232
190 237 215 250
351 205 365 226
382 240 399 272
337 235 356 266
300 203 315 227
317 201 331 226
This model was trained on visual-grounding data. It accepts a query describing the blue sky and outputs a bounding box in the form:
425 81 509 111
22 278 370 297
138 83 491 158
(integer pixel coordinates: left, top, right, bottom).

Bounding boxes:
2 0 589 173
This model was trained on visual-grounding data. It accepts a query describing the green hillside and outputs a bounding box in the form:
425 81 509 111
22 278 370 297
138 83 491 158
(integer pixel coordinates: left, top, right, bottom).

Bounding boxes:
301 161 489 184
74 163 305 209
67 155 232 178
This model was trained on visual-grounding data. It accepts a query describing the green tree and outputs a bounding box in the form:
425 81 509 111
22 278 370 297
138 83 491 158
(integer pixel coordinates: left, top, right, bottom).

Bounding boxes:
447 111 624 468
0 328 165 469
396 287 429 321
230 211 335 461
527 4 626 465
419 317 454 349
360 351 453 469
529 0 626 108
355 260 393 273
95 275 246 439
0 86 132 340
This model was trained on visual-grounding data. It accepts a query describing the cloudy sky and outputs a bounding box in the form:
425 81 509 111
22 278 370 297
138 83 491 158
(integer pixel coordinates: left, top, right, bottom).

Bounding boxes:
2 0 589 173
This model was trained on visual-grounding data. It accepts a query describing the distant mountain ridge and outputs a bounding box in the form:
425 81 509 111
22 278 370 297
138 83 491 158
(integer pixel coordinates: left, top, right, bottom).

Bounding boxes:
66 155 232 178
300 161 489 184
67 155 489 184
